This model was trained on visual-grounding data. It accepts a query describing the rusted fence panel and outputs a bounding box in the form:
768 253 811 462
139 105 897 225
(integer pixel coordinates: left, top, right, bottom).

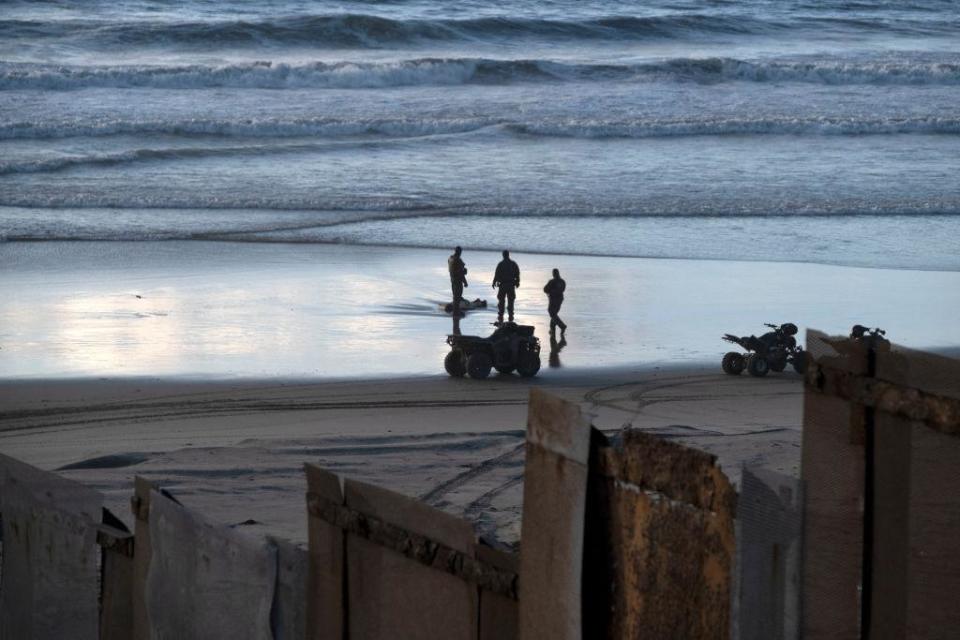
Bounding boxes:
737 466 802 640
800 330 868 640
584 428 735 639
344 478 479 640
518 388 591 640
0 453 102 640
145 488 276 639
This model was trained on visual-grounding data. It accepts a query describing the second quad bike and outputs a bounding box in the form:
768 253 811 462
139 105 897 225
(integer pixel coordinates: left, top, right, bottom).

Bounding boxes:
721 322 806 377
444 322 541 379
850 324 891 351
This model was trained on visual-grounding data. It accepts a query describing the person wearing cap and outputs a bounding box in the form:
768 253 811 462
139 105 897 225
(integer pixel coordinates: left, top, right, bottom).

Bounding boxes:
492 250 521 324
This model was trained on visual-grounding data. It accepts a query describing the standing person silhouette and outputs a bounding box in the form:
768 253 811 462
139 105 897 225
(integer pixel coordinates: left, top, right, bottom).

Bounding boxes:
543 268 567 335
492 250 520 324
448 246 468 322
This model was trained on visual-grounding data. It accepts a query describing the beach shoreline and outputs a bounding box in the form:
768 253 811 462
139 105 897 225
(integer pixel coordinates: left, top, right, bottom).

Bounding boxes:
2 241 958 379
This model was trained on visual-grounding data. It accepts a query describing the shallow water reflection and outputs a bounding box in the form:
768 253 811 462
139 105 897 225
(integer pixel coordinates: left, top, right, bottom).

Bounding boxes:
1 242 958 378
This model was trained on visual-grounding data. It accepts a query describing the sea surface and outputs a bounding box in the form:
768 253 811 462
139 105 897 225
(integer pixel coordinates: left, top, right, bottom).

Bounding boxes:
2 0 960 270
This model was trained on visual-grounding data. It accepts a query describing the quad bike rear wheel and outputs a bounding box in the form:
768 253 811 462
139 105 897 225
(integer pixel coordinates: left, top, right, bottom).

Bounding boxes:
444 350 466 377
746 354 769 377
722 352 745 375
467 352 493 379
517 346 541 378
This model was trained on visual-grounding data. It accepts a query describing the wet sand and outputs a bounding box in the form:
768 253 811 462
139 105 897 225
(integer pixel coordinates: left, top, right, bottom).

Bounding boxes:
1 241 958 378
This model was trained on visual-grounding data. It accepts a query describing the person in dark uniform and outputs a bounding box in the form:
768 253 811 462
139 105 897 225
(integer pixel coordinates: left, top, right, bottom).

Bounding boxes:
492 250 520 324
448 246 468 319
543 268 567 335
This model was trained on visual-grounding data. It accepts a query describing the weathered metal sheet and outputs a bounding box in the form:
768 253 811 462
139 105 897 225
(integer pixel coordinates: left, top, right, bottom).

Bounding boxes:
875 344 960 402
0 453 102 640
477 544 518 640
270 537 308 640
800 383 864 640
130 476 154 640
584 429 735 639
800 331 866 640
871 412 960 640
145 489 276 640
344 478 478 640
305 463 345 640
98 513 135 640
737 467 802 640
518 388 591 640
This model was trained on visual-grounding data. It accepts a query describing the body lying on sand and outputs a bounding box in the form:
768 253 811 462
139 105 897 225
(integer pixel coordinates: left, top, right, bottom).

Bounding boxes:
448 246 567 337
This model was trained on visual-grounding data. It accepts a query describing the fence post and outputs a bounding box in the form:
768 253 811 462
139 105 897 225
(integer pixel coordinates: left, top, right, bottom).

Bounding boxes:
305 463 345 640
800 331 869 640
0 453 103 640
518 388 591 640
130 476 154 640
737 466 803 640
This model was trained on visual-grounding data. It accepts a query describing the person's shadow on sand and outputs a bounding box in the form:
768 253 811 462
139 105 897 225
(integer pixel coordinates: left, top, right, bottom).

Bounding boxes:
549 334 567 368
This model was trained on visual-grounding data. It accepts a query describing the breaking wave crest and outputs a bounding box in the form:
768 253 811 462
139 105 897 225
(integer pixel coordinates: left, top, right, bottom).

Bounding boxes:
4 56 960 91
3 115 959 143
0 14 794 49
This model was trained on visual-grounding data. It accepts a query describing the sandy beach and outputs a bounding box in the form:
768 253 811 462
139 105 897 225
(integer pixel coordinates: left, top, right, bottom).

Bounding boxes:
0 363 806 548
3 241 958 546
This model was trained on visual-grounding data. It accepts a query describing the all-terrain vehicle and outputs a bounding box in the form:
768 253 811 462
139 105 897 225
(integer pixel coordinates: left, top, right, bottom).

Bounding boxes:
445 322 541 379
850 324 891 351
721 322 806 377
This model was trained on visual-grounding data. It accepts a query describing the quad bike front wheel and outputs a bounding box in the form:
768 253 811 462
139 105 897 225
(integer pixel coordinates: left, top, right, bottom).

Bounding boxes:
746 354 769 377
467 352 493 379
722 352 745 375
517 346 541 378
444 350 466 377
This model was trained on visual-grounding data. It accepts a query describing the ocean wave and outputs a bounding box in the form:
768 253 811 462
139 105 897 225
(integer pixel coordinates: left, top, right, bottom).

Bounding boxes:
0 14 790 49
4 56 959 91
507 116 960 138
0 59 555 90
5 115 957 142
3 9 953 50
0 134 465 175
0 117 494 141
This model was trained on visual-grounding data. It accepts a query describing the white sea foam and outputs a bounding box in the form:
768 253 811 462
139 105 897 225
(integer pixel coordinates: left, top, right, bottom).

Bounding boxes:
3 57 959 91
